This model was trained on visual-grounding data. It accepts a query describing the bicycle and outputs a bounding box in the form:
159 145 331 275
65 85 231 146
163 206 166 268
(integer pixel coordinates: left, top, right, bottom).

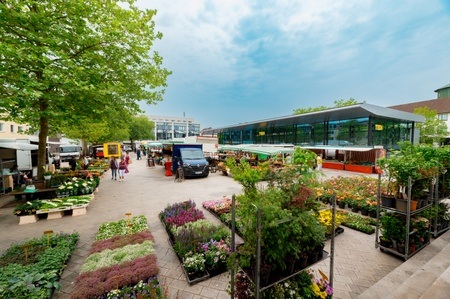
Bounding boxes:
174 160 185 182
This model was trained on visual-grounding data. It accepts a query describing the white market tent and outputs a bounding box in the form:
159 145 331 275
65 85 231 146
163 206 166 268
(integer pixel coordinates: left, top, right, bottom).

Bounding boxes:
218 144 295 157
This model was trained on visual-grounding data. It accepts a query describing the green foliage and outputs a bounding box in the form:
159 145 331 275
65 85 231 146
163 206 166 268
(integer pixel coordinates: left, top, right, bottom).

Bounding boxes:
95 215 149 241
80 240 155 273
340 211 375 234
380 213 406 242
0 232 79 299
225 157 266 193
293 98 364 115
0 0 171 176
378 142 441 197
128 115 155 144
414 107 448 145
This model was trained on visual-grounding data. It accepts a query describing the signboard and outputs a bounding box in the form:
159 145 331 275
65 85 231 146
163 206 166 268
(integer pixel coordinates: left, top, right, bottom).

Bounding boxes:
375 124 383 131
103 142 122 158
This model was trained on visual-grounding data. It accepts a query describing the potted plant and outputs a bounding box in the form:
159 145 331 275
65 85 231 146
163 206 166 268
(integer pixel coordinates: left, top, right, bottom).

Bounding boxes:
182 252 208 281
379 213 406 249
43 170 53 180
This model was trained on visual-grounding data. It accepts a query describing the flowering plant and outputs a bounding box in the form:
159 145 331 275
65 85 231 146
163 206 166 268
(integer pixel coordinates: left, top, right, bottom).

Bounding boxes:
182 252 206 275
310 269 333 298
316 209 344 235
199 239 230 270
202 196 233 215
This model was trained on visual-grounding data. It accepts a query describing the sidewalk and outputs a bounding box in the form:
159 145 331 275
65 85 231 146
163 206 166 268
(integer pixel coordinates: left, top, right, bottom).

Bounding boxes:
0 155 400 299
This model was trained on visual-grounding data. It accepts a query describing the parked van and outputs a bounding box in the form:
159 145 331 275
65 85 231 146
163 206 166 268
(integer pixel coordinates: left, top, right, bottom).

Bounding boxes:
59 144 81 162
172 144 209 178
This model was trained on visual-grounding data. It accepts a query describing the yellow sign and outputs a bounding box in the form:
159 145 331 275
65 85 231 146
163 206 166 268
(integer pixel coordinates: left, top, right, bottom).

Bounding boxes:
103 142 122 158
375 124 383 131
259 131 265 136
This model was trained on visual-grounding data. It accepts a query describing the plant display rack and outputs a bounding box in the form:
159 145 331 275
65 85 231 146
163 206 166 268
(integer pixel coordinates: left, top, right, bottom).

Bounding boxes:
229 196 336 298
432 170 450 237
375 174 432 260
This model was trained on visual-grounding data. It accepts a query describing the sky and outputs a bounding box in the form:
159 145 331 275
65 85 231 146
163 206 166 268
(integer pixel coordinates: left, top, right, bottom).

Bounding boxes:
135 0 450 129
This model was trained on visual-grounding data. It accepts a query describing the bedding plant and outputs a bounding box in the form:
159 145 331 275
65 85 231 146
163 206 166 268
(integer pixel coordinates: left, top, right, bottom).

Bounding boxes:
159 200 231 280
71 215 168 299
0 232 79 299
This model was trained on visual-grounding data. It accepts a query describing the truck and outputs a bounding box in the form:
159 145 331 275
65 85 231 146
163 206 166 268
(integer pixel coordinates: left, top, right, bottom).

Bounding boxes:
171 143 209 178
59 144 81 162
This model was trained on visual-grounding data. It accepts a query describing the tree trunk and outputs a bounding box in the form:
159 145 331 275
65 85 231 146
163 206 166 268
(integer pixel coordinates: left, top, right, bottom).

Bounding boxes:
38 98 49 179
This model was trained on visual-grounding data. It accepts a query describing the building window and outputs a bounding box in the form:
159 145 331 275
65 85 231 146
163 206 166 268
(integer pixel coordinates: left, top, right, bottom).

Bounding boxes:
0 123 4 132
18 126 24 133
10 124 14 133
438 114 448 121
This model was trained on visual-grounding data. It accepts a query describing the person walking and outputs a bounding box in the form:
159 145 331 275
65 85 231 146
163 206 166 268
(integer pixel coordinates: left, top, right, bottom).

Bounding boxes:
136 148 141 160
109 156 119 180
82 155 89 170
118 157 128 181
316 154 323 171
124 151 132 166
69 156 77 171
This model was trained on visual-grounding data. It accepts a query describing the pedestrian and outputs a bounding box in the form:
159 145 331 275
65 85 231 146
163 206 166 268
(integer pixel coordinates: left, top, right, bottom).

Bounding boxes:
83 155 89 170
109 156 118 180
118 157 128 181
136 148 141 160
69 156 77 171
124 151 132 166
316 154 323 171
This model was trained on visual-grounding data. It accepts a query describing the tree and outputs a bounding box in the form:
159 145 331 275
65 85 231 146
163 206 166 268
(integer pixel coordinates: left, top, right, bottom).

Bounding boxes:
128 115 155 148
0 0 171 177
293 98 364 115
414 107 448 145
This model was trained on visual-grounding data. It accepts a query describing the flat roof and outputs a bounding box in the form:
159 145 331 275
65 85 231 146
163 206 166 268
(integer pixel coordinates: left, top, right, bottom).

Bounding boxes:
203 103 424 133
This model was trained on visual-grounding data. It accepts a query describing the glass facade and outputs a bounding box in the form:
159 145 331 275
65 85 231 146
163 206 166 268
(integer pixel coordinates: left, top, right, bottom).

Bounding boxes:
215 115 416 150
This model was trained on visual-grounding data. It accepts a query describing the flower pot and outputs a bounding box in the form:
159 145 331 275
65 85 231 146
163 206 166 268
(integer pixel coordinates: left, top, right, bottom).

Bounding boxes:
307 251 318 265
361 208 369 216
379 237 393 248
369 210 377 218
338 201 346 209
44 175 52 180
381 195 396 208
397 243 406 254
396 199 418 212
297 255 308 270
351 206 359 213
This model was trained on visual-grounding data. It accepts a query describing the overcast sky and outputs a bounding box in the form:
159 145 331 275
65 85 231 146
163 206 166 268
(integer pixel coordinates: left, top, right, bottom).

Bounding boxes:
136 0 450 129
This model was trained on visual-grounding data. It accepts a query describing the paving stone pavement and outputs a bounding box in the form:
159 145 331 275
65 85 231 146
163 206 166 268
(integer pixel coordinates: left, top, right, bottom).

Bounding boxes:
0 154 405 299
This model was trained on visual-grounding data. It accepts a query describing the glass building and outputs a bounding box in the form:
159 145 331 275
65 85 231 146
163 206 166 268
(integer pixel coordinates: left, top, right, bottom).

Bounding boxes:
201 103 424 150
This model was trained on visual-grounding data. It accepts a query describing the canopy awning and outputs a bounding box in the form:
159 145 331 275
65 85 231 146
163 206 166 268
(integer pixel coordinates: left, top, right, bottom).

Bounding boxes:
218 144 295 156
0 142 39 150
300 145 380 152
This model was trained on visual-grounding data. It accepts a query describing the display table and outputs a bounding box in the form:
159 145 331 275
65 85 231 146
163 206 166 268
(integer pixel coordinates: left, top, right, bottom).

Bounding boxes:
165 161 173 176
12 188 58 201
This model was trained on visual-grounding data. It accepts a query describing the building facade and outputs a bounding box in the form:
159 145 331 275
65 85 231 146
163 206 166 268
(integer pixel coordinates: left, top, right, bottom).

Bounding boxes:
201 103 423 150
146 115 201 141
0 118 34 139
389 82 450 142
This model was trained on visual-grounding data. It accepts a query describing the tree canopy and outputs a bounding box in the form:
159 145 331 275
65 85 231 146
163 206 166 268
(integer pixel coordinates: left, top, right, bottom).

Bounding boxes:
413 106 448 145
128 115 155 147
0 0 171 177
293 98 364 115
